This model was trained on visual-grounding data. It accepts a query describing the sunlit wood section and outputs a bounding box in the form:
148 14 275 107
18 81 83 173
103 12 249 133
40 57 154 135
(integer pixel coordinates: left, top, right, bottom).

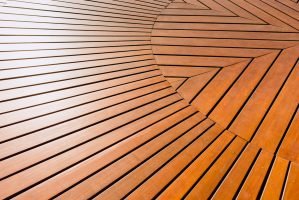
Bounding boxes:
0 0 298 199
153 0 299 162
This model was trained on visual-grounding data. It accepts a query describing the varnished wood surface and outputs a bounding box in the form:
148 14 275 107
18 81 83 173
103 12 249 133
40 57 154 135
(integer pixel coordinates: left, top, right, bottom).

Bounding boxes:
0 0 298 199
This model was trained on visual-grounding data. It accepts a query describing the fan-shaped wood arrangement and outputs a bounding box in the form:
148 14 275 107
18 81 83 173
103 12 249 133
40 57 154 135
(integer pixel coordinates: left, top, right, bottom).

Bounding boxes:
0 0 298 199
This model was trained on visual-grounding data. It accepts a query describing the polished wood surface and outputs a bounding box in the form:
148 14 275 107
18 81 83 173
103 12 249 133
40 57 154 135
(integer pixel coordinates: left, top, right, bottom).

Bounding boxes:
0 0 298 199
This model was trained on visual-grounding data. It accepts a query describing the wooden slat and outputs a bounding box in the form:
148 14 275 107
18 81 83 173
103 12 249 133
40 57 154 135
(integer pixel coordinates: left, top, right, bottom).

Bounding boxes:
261 157 289 199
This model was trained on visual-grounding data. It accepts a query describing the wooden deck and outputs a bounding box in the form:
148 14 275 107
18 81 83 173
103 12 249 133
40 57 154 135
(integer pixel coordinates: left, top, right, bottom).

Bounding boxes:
0 0 298 199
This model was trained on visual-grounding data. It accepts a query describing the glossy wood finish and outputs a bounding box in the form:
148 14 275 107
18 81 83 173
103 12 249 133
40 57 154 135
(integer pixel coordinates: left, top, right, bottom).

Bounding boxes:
153 0 299 161
0 0 298 199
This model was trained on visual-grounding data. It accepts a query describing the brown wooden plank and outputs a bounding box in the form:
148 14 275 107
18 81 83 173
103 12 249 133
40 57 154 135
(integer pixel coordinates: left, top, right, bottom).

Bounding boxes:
283 162 299 199
261 157 289 200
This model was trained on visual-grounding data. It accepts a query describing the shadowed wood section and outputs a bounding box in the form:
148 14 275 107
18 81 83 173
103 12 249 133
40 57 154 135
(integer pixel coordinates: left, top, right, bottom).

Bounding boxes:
0 0 298 199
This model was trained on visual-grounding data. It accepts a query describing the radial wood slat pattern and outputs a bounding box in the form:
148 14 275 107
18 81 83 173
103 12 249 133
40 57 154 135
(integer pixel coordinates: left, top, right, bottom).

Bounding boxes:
0 0 298 199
